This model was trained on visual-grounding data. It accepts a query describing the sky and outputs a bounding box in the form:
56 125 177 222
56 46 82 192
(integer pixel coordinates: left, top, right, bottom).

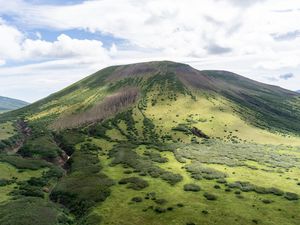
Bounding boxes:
0 0 300 102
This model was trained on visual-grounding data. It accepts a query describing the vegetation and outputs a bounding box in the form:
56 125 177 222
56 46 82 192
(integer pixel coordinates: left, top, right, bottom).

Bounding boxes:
0 61 300 225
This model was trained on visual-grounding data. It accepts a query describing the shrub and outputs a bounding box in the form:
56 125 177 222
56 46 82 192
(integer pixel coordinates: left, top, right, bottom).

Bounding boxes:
145 192 156 200
0 154 50 170
177 203 184 207
154 199 167 205
203 192 217 201
268 187 284 196
0 179 14 186
216 178 227 184
154 207 166 213
284 192 299 201
202 210 209 214
51 173 114 216
131 197 143 202
110 144 182 185
0 197 72 225
143 150 168 163
78 213 102 225
19 135 62 161
185 163 226 180
183 184 201 192
118 177 149 190
262 199 272 204
160 172 183 185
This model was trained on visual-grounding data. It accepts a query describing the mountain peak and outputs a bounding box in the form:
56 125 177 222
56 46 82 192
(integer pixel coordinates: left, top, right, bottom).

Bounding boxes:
1 61 300 134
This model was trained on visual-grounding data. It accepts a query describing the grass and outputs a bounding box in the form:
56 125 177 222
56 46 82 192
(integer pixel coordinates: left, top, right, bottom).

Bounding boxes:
0 162 47 203
0 121 16 141
204 163 300 195
92 141 300 225
144 92 300 145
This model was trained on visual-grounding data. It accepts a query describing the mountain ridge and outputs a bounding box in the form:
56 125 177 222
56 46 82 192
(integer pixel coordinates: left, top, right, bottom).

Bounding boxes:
2 61 299 134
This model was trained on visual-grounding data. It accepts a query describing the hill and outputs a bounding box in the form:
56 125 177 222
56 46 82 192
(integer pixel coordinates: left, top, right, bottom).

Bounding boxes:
0 96 29 113
0 61 299 225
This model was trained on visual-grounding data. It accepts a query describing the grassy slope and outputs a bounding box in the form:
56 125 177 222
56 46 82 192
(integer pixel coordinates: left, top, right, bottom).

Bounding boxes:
0 162 46 202
0 61 299 225
86 94 300 224
0 122 16 141
77 91 299 225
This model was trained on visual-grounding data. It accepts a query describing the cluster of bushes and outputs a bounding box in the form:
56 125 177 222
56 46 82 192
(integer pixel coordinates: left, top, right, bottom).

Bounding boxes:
143 150 168 163
110 110 139 139
109 143 182 185
51 173 114 216
11 178 46 198
0 178 15 186
0 153 50 170
183 183 201 192
54 129 85 155
203 192 217 201
0 197 73 225
174 140 300 170
226 181 299 200
143 117 159 141
19 134 62 161
185 162 226 180
50 140 114 217
10 165 64 199
119 177 149 190
87 121 112 140
0 134 20 150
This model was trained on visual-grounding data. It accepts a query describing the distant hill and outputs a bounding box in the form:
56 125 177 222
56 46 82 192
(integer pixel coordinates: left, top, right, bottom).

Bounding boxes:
0 96 29 113
297 90 300 93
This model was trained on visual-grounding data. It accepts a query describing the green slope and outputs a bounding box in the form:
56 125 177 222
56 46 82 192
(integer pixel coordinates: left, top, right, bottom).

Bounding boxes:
0 61 300 225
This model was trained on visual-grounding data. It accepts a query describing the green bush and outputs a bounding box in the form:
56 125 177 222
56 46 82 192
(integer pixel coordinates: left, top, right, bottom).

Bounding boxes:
203 192 217 201
154 198 167 205
50 173 114 217
0 153 50 170
0 197 72 225
284 192 299 201
0 179 14 186
118 177 149 190
19 135 62 161
55 130 85 155
183 184 201 192
131 197 143 202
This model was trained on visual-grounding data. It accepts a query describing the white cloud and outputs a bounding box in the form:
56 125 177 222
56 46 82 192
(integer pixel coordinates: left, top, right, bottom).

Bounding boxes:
0 17 112 64
0 19 23 62
22 34 110 60
0 0 300 101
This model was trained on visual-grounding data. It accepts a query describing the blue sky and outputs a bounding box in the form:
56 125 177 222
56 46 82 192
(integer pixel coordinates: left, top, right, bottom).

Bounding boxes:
0 0 300 102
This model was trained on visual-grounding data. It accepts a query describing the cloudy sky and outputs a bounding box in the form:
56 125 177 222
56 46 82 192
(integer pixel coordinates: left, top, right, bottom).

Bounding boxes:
0 0 300 102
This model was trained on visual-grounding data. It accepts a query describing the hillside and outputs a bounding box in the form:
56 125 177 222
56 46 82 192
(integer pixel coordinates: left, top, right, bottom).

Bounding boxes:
0 61 300 225
0 96 28 113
